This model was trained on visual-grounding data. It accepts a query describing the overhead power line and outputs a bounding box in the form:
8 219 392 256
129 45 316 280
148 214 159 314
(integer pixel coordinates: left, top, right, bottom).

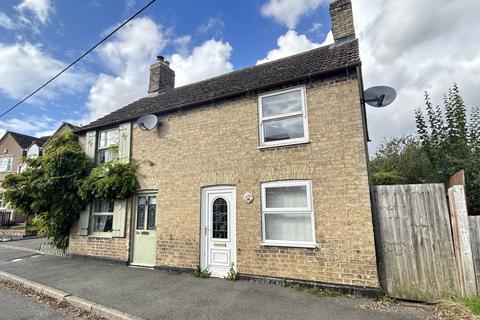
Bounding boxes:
0 0 158 119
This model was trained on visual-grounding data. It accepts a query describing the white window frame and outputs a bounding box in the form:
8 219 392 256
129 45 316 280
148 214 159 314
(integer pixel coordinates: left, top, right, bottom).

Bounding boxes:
0 156 13 173
258 86 309 148
261 180 316 248
97 128 119 164
90 199 114 237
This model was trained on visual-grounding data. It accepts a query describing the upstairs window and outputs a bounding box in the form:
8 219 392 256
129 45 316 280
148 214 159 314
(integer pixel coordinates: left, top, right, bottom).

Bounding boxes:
97 129 119 164
258 86 309 148
0 157 13 172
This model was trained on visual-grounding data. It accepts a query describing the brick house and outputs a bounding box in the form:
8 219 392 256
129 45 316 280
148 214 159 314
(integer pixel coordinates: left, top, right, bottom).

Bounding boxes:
69 0 379 293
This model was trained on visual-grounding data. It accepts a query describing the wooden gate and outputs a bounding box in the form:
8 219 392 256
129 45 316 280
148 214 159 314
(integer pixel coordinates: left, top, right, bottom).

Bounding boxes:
373 184 462 301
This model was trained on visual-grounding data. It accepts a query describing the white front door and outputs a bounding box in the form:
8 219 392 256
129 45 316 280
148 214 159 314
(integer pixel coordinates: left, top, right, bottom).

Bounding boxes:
131 194 157 267
201 186 236 278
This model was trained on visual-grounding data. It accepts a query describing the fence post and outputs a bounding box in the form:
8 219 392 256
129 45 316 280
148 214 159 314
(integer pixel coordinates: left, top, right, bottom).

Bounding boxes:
448 185 477 297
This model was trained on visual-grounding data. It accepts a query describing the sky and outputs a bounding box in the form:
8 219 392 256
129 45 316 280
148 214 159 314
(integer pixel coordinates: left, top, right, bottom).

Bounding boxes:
0 0 478 154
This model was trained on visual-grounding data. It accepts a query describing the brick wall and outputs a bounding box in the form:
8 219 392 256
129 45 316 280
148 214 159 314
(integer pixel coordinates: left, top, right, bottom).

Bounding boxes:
68 72 378 288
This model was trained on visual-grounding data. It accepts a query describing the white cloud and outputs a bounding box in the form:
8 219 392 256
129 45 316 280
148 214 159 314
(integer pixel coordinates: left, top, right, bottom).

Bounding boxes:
172 35 191 56
261 0 327 29
0 12 16 29
85 17 167 121
0 115 55 136
351 0 480 153
170 39 233 87
0 42 93 102
15 0 54 24
198 17 224 36
257 30 333 64
308 22 322 35
84 17 234 123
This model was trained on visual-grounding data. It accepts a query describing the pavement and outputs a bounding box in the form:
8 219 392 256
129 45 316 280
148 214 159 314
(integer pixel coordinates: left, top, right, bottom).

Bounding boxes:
0 239 434 320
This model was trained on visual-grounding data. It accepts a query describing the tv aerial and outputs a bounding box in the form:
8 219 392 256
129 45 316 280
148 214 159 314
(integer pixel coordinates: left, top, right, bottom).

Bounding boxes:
137 114 158 131
363 86 397 108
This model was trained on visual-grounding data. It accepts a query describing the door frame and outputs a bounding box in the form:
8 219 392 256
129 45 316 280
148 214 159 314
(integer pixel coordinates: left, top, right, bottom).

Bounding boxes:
129 190 158 267
200 186 237 275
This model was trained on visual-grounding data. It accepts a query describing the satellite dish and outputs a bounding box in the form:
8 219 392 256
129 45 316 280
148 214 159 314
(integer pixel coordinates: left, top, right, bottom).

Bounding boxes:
137 114 158 131
363 86 397 108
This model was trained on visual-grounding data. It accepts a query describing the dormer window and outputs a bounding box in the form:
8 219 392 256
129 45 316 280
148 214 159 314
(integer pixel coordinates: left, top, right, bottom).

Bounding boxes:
258 86 309 148
97 128 119 164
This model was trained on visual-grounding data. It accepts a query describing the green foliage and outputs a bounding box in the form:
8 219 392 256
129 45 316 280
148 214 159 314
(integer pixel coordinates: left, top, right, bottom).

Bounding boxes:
193 266 212 278
224 263 237 281
2 133 94 248
371 136 435 185
79 161 139 201
460 297 480 315
373 84 479 214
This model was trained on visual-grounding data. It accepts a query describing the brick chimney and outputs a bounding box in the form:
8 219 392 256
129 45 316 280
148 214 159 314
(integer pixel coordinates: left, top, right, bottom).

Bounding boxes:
148 55 175 95
329 0 355 42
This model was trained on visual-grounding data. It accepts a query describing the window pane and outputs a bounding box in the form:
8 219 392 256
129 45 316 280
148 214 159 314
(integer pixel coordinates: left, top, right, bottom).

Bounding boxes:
262 90 302 118
93 199 114 213
265 213 312 242
137 196 146 230
99 130 119 148
93 215 113 232
147 196 156 230
265 185 308 208
263 116 304 142
212 198 228 239
97 148 118 164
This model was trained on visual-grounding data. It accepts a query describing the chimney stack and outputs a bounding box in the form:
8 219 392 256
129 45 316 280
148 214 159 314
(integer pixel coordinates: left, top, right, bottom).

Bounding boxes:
148 55 175 95
329 0 355 42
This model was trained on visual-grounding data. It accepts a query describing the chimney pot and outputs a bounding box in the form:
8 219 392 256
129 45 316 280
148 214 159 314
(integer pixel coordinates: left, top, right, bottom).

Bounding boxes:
329 0 356 42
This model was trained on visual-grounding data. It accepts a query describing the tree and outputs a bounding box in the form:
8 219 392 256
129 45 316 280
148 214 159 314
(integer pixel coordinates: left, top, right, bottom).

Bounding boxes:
370 136 434 185
2 133 94 248
372 84 479 214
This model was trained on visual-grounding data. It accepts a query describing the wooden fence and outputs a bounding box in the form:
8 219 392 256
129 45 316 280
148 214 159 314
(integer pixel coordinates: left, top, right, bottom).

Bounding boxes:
469 216 480 294
373 184 462 301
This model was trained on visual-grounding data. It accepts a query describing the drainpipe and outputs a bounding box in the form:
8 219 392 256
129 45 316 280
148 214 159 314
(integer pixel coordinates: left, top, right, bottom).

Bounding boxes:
356 65 386 291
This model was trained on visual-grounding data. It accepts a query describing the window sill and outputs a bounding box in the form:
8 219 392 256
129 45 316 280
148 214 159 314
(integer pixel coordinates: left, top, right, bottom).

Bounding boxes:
88 234 113 239
258 140 310 150
262 242 316 249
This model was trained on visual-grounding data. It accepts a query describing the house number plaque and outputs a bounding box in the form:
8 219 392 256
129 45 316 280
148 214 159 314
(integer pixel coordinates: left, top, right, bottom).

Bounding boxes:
243 192 254 204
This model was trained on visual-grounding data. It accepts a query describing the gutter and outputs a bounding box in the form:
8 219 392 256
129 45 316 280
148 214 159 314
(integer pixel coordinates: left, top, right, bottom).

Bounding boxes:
75 61 361 134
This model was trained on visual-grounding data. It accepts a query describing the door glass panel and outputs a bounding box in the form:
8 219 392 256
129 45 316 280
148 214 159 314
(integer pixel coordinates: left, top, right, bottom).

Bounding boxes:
137 196 146 230
147 196 156 230
212 198 228 239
